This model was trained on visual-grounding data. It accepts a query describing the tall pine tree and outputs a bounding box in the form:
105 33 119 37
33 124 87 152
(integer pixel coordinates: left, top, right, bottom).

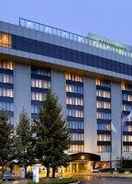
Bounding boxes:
34 90 70 178
15 112 34 177
0 111 13 173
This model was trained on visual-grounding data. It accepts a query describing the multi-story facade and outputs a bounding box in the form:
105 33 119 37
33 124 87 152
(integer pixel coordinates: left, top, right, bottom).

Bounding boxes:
0 18 132 167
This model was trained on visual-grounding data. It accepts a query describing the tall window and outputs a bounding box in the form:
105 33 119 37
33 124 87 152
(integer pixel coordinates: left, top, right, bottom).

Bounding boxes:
0 32 12 48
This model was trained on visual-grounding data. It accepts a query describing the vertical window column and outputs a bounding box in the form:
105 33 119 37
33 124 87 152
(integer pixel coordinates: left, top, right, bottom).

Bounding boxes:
96 79 112 154
65 73 84 153
31 67 51 119
0 59 14 124
121 82 132 153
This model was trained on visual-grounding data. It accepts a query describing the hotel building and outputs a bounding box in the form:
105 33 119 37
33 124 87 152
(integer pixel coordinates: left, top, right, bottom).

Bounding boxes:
0 18 132 167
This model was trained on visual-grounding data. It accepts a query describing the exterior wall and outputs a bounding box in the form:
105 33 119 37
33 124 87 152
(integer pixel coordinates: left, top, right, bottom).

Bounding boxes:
14 63 31 125
51 70 66 118
111 82 122 166
84 77 97 154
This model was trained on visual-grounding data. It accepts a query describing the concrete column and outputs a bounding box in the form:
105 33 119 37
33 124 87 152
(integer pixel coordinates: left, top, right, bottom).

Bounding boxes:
51 70 66 118
84 77 97 154
111 82 122 167
14 63 31 125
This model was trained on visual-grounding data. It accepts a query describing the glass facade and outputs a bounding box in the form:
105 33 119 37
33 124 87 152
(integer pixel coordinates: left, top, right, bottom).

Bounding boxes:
12 34 132 76
65 73 84 153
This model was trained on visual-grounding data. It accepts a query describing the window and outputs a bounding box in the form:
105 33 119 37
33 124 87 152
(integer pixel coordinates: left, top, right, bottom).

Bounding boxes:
124 146 132 152
71 133 84 141
97 145 111 153
32 68 51 77
0 102 13 111
66 97 83 106
97 123 111 131
0 32 11 48
68 121 84 129
97 101 111 109
32 79 50 89
32 92 46 101
69 144 84 153
96 90 111 98
124 135 132 142
123 104 132 112
67 109 84 118
97 134 111 141
97 112 111 120
31 105 39 114
65 84 83 94
122 94 132 102
0 88 13 97
96 79 111 88
0 73 13 84
65 73 83 82
0 60 14 70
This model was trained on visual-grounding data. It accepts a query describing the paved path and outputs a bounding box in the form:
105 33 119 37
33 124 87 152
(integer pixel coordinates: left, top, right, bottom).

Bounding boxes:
80 177 132 184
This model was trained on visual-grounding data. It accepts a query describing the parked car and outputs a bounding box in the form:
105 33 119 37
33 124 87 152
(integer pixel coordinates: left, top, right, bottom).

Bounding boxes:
2 170 13 181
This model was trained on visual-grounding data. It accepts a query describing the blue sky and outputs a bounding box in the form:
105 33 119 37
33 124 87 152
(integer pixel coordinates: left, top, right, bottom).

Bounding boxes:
1 0 132 45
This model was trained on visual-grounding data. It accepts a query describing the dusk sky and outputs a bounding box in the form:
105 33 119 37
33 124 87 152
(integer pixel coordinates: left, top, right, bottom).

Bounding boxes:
1 0 132 45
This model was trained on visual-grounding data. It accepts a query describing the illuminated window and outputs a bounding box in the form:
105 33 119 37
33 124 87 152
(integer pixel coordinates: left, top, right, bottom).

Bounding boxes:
123 94 132 102
123 135 132 142
65 84 83 94
32 92 46 101
0 88 13 97
0 32 12 48
69 144 84 153
96 90 111 98
65 73 83 82
66 97 83 106
32 79 50 89
96 79 111 88
97 134 111 141
97 101 111 109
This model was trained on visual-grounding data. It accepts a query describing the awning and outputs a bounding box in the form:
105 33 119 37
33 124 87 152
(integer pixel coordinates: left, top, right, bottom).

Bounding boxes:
70 152 100 162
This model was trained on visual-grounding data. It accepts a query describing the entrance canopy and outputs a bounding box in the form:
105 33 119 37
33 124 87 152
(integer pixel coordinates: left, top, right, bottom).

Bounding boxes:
70 152 100 162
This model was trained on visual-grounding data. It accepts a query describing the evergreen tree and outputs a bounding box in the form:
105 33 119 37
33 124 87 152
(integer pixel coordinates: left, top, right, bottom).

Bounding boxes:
15 112 34 176
34 90 70 178
0 111 13 173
